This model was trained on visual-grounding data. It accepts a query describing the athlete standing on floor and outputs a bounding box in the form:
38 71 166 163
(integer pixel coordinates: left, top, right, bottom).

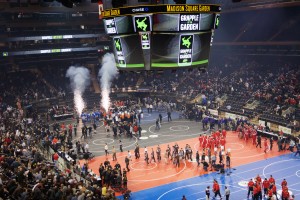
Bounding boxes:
256 135 262 148
205 186 210 200
247 179 254 199
212 179 222 200
264 138 268 153
262 178 270 196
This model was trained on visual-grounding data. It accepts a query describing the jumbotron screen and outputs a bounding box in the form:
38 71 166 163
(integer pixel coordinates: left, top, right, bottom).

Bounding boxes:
112 34 145 68
101 4 221 70
151 32 211 68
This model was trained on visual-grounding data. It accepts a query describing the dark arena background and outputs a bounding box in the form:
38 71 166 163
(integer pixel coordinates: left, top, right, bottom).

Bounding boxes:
0 0 300 200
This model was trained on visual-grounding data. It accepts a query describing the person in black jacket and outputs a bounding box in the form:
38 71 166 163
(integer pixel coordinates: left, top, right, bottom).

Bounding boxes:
125 156 130 172
256 135 262 148
159 114 163 123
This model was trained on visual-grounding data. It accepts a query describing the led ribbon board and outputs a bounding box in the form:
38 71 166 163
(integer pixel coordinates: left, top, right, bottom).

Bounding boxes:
101 4 221 18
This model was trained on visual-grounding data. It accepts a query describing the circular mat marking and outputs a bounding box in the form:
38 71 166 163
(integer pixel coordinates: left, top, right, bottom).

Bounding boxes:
89 136 138 153
139 136 149 140
141 130 147 133
169 125 189 131
129 160 186 182
92 138 114 145
238 180 248 187
226 143 244 151
263 159 300 192
296 170 300 177
149 135 158 138
147 120 209 136
130 161 157 171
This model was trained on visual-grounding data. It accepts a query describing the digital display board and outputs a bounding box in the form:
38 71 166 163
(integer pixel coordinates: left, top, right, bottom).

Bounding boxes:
104 16 134 35
112 35 145 69
179 14 200 31
214 14 220 29
104 13 215 35
140 33 150 49
101 4 221 18
102 4 221 70
42 35 72 40
151 31 212 68
104 18 117 34
133 15 152 32
153 13 215 32
113 37 126 67
1 47 99 56
178 34 194 66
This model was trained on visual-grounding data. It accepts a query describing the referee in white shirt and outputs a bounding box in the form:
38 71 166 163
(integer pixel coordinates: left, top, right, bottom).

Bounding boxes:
224 186 230 200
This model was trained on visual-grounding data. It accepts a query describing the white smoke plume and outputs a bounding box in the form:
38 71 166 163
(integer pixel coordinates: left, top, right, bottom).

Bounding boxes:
98 53 118 112
66 66 90 115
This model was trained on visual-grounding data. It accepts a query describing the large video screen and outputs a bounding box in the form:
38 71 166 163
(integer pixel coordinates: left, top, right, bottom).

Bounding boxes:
104 16 134 35
112 34 145 68
104 13 216 35
102 4 220 70
153 13 215 32
151 32 212 68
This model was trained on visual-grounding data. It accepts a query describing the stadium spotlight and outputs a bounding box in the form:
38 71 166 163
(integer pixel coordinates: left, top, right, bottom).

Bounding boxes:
173 0 186 4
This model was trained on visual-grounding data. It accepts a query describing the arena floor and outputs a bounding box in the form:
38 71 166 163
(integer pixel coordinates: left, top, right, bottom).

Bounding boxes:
70 110 207 157
61 110 300 199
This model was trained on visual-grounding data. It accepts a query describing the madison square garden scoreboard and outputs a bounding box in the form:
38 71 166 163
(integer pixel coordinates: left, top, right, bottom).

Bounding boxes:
101 4 221 70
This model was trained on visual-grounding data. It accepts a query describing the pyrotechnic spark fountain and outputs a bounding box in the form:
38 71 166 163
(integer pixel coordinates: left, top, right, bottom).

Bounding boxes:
98 53 119 112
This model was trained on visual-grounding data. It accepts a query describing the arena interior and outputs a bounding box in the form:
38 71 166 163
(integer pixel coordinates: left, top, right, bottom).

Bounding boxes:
0 0 300 200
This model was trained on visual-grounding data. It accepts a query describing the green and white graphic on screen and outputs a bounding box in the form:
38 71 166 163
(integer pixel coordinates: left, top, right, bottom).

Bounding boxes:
104 18 117 34
178 34 193 66
141 33 150 49
113 37 126 68
215 14 220 29
134 16 151 32
179 14 200 31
